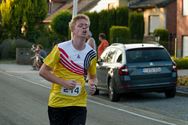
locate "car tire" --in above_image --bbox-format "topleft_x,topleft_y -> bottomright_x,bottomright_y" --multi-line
93,85 -> 99,95
165,88 -> 176,98
108,79 -> 120,102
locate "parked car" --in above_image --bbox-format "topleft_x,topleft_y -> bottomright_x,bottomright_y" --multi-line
96,43 -> 177,102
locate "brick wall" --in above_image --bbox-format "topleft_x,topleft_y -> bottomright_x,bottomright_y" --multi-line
177,0 -> 188,57
166,1 -> 177,55
166,1 -> 177,35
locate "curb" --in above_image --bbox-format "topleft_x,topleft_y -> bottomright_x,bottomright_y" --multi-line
176,90 -> 188,97
176,86 -> 188,97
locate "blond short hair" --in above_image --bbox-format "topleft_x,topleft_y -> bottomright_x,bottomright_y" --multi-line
69,14 -> 90,31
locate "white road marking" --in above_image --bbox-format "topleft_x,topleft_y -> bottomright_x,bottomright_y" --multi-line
0,71 -> 176,125
1,71 -> 50,89
7,70 -> 38,73
88,99 -> 176,125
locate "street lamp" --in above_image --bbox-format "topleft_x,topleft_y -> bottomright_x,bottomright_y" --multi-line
71,0 -> 78,39
72,0 -> 78,18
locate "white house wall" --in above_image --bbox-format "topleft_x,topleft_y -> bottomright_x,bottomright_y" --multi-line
144,8 -> 166,36
89,0 -> 119,12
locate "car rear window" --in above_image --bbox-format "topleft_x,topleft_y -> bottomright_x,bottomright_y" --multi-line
126,48 -> 171,63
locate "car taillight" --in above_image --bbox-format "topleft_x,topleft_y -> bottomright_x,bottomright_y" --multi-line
118,65 -> 129,75
172,64 -> 177,72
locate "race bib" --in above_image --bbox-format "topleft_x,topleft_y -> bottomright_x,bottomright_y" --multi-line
61,84 -> 81,96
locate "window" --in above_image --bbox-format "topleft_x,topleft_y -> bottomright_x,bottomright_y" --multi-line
149,15 -> 160,34
183,36 -> 188,57
183,0 -> 188,16
126,48 -> 171,63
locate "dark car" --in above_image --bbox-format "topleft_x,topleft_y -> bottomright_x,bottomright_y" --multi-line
96,43 -> 177,102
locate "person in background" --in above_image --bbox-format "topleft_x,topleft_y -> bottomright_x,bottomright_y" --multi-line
31,44 -> 37,53
39,14 -> 97,125
31,44 -> 37,70
97,33 -> 109,59
86,31 -> 96,50
86,31 -> 97,83
32,44 -> 47,70
36,44 -> 47,62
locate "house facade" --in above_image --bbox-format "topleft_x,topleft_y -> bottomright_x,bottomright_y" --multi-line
129,0 -> 177,55
129,0 -> 176,36
177,0 -> 188,57
89,0 -> 128,12
48,0 -> 67,14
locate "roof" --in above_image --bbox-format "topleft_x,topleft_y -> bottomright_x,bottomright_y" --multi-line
52,0 -> 66,3
111,43 -> 163,50
128,0 -> 175,9
124,43 -> 163,50
43,0 -> 73,23
43,0 -> 99,23
78,0 -> 100,13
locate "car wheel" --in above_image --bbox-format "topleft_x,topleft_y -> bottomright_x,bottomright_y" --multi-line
93,85 -> 99,95
108,79 -> 120,102
165,88 -> 176,98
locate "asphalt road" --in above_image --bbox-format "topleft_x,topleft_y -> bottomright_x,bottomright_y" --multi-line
0,64 -> 188,125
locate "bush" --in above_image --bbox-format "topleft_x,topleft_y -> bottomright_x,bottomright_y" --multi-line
110,26 -> 130,44
178,76 -> 188,86
0,39 -> 32,59
153,29 -> 169,48
51,11 -> 72,41
85,12 -> 99,45
174,57 -> 188,69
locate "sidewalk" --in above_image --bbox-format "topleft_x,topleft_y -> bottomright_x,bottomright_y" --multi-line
0,63 -> 188,97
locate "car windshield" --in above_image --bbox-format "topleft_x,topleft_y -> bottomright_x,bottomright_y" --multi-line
126,48 -> 171,63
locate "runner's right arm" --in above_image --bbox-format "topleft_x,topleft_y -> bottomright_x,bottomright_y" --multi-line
39,64 -> 76,89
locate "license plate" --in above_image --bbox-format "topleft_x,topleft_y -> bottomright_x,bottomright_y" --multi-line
143,67 -> 161,73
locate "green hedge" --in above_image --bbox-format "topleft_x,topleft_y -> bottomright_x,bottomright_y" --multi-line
85,12 -> 99,45
98,10 -> 110,39
153,28 -> 169,48
128,12 -> 144,40
0,39 -> 32,59
116,7 -> 129,26
110,26 -> 130,44
174,57 -> 188,69
86,7 -> 129,44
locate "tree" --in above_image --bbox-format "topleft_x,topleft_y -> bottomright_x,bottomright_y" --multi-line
51,11 -> 72,41
0,4 -> 3,42
0,0 -> 48,42
0,0 -> 13,38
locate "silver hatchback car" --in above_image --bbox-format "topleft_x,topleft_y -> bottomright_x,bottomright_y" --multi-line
96,43 -> 177,102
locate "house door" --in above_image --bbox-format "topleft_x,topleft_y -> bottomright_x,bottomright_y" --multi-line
149,15 -> 160,34
183,36 -> 188,57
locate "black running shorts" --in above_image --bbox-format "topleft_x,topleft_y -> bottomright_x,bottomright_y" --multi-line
48,106 -> 87,125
